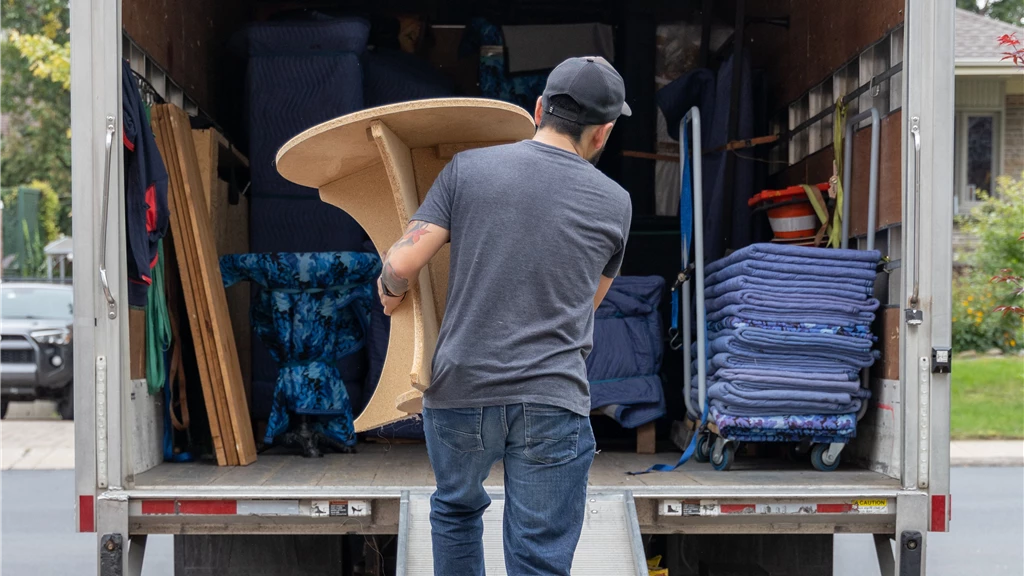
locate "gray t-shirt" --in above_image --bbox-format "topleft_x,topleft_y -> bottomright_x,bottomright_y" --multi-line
412,140 -> 632,416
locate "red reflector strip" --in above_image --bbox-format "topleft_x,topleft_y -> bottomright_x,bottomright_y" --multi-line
141,500 -> 238,515
816,503 -> 853,514
931,495 -> 947,532
79,495 -> 95,533
720,504 -> 756,514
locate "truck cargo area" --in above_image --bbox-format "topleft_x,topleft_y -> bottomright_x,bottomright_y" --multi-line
72,0 -> 955,572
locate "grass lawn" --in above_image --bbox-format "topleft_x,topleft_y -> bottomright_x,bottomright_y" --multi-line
950,357 -> 1024,439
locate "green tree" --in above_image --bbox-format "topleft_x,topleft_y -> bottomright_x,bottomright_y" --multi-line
1,0 -> 71,235
957,0 -> 1024,26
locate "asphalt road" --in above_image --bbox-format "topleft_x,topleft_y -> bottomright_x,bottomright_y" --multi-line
1,468 -> 1022,575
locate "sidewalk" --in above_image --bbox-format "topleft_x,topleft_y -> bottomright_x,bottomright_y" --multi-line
950,440 -> 1024,467
2,420 -> 75,470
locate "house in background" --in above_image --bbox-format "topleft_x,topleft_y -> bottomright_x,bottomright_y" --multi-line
954,8 -> 1024,214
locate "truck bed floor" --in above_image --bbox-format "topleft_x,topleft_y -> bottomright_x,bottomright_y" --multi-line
132,445 -> 900,496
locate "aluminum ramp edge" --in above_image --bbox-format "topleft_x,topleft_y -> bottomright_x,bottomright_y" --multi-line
397,490 -> 648,575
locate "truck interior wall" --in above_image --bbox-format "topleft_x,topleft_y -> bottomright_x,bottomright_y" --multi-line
121,0 -> 911,474
741,0 -> 904,106
122,0 -> 250,114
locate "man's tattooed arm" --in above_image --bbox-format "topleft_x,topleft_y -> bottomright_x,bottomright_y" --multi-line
379,220 -> 444,299
392,221 -> 431,250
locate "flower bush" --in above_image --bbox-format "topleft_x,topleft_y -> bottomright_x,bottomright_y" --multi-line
953,174 -> 1024,352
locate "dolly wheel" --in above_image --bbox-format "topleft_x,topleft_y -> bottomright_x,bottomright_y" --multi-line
811,443 -> 841,472
695,434 -> 712,463
711,442 -> 735,471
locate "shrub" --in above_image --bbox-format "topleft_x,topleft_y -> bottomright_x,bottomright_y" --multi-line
953,174 -> 1024,352
953,272 -> 1023,353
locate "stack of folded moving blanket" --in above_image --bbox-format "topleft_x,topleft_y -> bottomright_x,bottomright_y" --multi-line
690,244 -> 881,441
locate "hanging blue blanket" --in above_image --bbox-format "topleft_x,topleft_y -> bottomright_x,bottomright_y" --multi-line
221,252 -> 381,448
587,276 -> 666,428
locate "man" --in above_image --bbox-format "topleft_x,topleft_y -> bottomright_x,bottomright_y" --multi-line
377,56 -> 632,576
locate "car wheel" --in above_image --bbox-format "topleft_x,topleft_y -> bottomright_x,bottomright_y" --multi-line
57,383 -> 74,421
1,399 -> 9,419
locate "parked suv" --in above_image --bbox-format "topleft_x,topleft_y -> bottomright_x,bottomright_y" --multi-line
1,281 -> 75,419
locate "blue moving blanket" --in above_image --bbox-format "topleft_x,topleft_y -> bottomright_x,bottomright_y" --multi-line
587,276 -> 666,428
710,317 -> 875,340
707,290 -> 880,316
705,244 -> 882,274
707,305 -> 876,327
697,391 -> 867,417
702,353 -> 863,379
708,334 -> 879,368
705,276 -> 873,300
705,260 -> 878,288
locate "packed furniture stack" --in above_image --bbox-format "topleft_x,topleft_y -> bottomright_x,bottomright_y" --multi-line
690,243 -> 881,469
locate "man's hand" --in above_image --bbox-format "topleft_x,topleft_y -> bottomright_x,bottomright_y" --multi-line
377,276 -> 406,316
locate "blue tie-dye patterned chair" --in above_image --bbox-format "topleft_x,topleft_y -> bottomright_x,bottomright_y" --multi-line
220,251 -> 381,457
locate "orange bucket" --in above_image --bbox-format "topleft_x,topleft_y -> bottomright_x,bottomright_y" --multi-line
749,183 -> 829,240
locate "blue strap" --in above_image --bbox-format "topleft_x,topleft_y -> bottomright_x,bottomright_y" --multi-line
628,399 -> 708,475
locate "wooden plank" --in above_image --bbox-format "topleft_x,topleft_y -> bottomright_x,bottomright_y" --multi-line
636,422 -> 657,455
190,129 -> 216,215
191,127 -> 253,411
129,308 -> 146,380
161,105 -> 257,465
152,108 -> 234,467
157,108 -> 238,466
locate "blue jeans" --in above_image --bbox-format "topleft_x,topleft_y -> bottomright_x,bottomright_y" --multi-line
423,404 -> 596,576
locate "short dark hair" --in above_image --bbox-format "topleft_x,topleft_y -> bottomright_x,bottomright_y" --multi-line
539,95 -> 586,141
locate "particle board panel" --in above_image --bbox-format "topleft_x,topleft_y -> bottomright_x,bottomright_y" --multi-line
153,110 -> 234,467
280,99 -> 536,433
370,120 -> 439,393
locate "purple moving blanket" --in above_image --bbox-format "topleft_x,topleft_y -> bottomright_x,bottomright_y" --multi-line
705,260 -> 879,288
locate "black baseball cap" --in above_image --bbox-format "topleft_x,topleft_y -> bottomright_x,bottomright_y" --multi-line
542,56 -> 632,125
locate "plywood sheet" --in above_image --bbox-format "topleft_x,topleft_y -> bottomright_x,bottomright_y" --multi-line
153,111 -> 234,467
153,104 -> 257,466
279,98 -> 536,432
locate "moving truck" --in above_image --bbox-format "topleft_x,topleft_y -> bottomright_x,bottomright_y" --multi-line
71,0 -> 954,574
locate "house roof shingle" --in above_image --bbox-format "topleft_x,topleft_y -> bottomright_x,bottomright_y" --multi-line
956,8 -> 1024,62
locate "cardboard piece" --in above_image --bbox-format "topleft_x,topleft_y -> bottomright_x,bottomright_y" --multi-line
276,98 -> 535,432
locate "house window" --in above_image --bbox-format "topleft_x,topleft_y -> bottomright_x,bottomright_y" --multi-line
955,111 -> 1001,211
